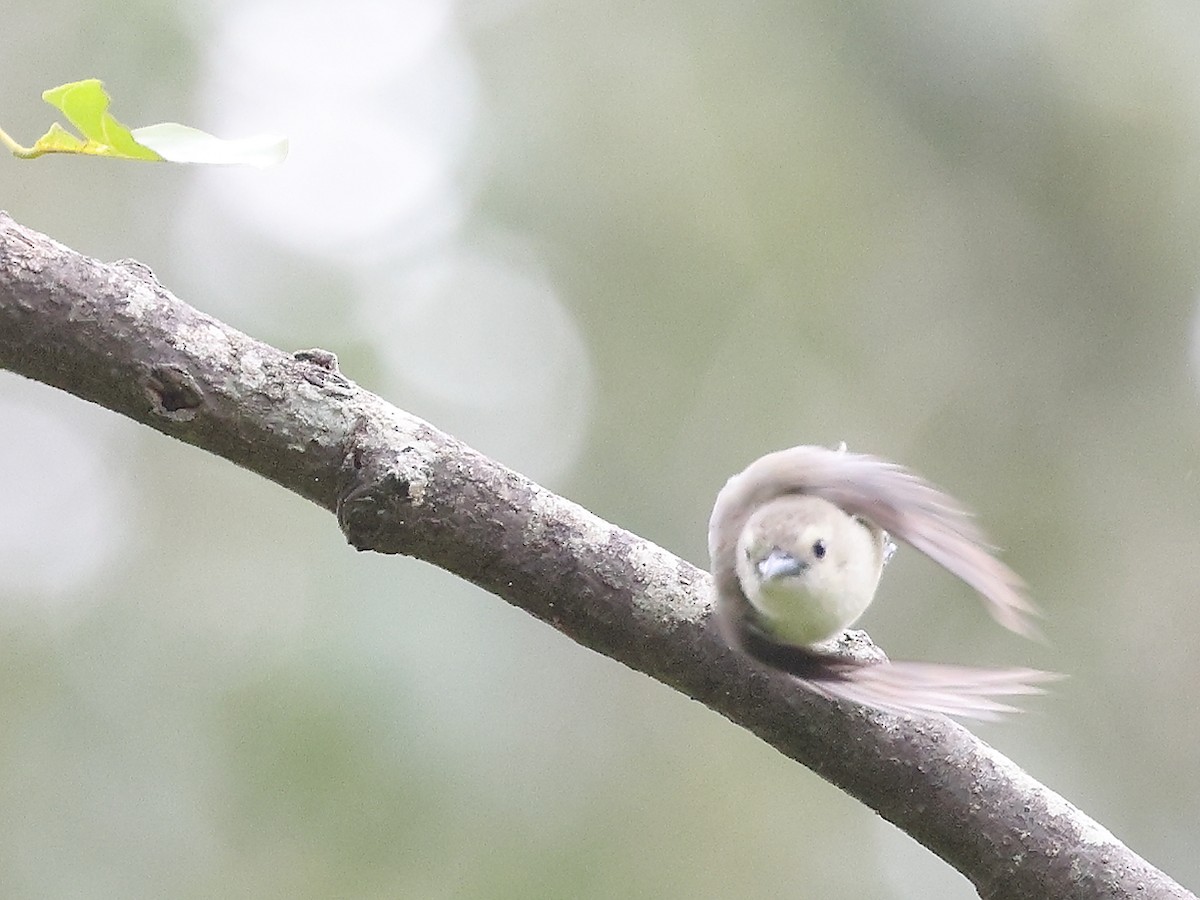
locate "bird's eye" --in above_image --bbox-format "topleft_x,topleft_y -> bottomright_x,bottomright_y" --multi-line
812,539 -> 827,560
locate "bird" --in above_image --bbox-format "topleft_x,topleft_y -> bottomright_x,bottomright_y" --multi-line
708,444 -> 1059,720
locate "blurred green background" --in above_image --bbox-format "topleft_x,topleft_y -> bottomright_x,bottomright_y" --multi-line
3,1 -> 1199,897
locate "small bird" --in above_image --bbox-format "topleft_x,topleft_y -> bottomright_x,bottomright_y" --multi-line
708,444 -> 1058,720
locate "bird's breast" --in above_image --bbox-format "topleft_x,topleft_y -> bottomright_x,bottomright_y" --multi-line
750,577 -> 873,647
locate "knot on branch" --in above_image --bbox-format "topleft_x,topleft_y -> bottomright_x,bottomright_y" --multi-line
145,364 -> 203,419
334,422 -> 435,556
336,472 -> 415,553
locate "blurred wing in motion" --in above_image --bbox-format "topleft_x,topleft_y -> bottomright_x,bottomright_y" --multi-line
709,444 -> 1057,720
710,444 -> 1039,639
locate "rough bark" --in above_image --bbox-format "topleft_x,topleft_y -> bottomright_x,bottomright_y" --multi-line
0,211 -> 1192,900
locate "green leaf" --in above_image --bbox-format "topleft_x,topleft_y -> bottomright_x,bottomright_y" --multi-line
0,79 -> 288,166
28,122 -> 87,154
39,79 -> 162,160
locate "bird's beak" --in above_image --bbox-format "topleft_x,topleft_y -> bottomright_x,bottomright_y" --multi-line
756,548 -> 806,582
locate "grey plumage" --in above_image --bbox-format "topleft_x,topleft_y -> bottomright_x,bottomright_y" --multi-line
709,445 -> 1058,720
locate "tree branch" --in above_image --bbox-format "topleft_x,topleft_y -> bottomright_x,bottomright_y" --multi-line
0,211 -> 1191,900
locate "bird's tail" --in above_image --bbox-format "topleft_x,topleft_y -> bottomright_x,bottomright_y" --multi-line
799,660 -> 1062,721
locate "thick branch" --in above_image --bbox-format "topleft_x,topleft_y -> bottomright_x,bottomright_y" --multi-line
0,211 -> 1191,900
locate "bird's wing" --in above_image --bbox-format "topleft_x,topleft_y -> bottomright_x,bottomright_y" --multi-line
710,445 -> 1039,639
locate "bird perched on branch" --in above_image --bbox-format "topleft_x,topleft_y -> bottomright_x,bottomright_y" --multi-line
708,444 -> 1058,720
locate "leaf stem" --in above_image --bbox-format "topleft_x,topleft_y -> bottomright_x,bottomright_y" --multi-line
0,125 -> 41,159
